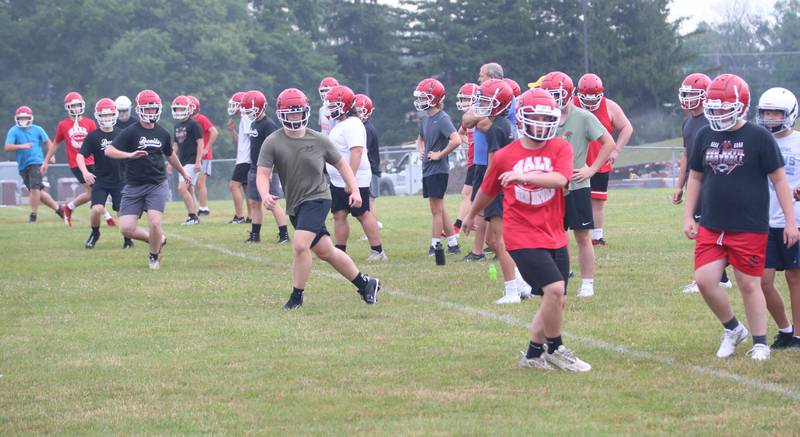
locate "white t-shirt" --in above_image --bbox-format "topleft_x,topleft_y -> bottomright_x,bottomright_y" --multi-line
236,116 -> 252,164
319,106 -> 338,135
326,116 -> 372,188
769,130 -> 800,228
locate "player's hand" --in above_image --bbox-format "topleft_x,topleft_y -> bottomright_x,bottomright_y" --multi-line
263,194 -> 278,210
460,215 -> 475,237
607,150 -> 619,165
427,150 -> 443,161
128,150 -> 148,159
83,172 -> 96,185
49,155 -> 56,164
793,185 -> 800,201
39,162 -> 48,175
348,190 -> 362,208
182,173 -> 192,186
683,217 -> 698,240
785,226 -> 800,247
672,187 -> 684,204
19,142 -> 32,150
571,166 -> 595,183
227,119 -> 236,130
195,160 -> 201,169
499,171 -> 524,187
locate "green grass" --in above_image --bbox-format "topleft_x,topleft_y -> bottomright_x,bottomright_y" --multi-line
2,190 -> 800,436
615,137 -> 682,167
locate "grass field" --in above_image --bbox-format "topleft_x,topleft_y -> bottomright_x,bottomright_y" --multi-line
2,189 -> 800,436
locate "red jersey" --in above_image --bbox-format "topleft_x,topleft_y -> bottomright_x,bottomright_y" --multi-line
193,113 -> 214,159
462,124 -> 475,168
54,117 -> 97,168
481,138 -> 573,250
573,95 -> 614,173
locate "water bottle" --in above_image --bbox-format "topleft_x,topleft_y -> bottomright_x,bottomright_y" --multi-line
488,263 -> 497,281
434,243 -> 446,266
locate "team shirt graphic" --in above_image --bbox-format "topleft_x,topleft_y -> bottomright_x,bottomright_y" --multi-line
512,156 -> 556,206
704,140 -> 744,175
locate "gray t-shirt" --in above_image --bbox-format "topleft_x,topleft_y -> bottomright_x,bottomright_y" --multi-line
420,110 -> 457,177
556,104 -> 606,192
258,128 -> 342,215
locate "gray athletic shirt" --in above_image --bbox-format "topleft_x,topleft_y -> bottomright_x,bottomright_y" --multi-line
419,110 -> 457,177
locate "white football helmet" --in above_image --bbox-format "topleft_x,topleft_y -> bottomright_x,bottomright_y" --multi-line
757,87 -> 798,134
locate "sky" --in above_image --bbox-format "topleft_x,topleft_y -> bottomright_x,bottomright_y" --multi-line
668,0 -> 777,33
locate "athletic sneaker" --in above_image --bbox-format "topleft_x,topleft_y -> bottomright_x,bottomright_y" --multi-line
484,246 -> 494,254
148,253 -> 160,270
682,281 -> 700,293
591,238 -> 607,246
245,232 -> 261,243
283,291 -> 303,310
226,216 -> 245,224
746,344 -> 770,361
719,280 -> 733,289
459,252 -> 486,262
716,325 -> 749,358
447,244 -> 461,255
106,217 -> 116,227
367,250 -> 388,261
55,208 -> 64,220
517,279 -> 532,300
198,209 -> 210,216
495,293 -> 521,304
277,233 -> 290,244
518,351 -> 553,370
576,284 -> 594,297
428,245 -> 436,256
123,238 -> 134,249
787,337 -> 800,349
85,232 -> 100,249
377,221 -> 383,229
359,276 -> 381,304
182,216 -> 199,225
29,213 -> 37,223
771,331 -> 795,349
245,217 -> 252,223
60,204 -> 73,226
544,345 -> 592,372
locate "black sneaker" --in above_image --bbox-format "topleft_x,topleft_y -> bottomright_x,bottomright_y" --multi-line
123,238 -> 134,249
182,216 -> 199,226
459,252 -> 486,262
428,245 -> 436,256
592,238 -> 607,246
198,209 -> 210,216
484,246 -> 494,254
277,233 -> 290,244
359,276 -> 381,304
245,232 -> 261,243
85,232 -> 100,249
54,208 -> 63,219
227,216 -> 245,224
447,244 -> 461,255
787,337 -> 800,349
29,213 -> 37,223
283,291 -> 304,310
245,217 -> 252,224
771,331 -> 795,349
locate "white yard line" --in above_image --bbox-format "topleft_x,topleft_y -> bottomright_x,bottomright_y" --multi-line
170,232 -> 800,402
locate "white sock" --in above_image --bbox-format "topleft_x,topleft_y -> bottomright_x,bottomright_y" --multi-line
103,210 -> 112,220
199,206 -> 209,211
582,278 -> 594,288
592,228 -> 603,240
447,234 -> 458,247
504,280 -> 518,296
431,238 -> 440,248
67,201 -> 76,210
779,326 -> 794,334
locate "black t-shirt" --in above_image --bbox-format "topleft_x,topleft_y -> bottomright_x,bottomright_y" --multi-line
80,128 -> 122,185
486,116 -> 514,154
174,118 -> 203,165
116,115 -> 139,131
112,122 -> 173,186
250,116 -> 279,165
689,122 -> 784,233
365,120 -> 380,176
682,113 -> 707,173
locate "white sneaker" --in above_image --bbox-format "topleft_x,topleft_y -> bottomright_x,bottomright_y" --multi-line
716,325 -> 749,358
719,280 -> 733,289
366,250 -> 388,261
576,284 -> 594,297
518,351 -> 552,370
360,234 -> 368,241
148,258 -> 160,270
682,281 -> 700,293
515,267 -> 532,299
377,221 -> 384,230
746,343 -> 770,361
544,345 -> 592,372
495,293 -> 521,304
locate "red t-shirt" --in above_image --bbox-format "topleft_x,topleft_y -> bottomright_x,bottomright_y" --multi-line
573,95 -> 614,173
54,117 -> 97,168
193,113 -> 214,160
481,138 -> 574,250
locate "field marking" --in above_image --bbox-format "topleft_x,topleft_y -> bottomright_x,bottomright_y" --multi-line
169,232 -> 800,402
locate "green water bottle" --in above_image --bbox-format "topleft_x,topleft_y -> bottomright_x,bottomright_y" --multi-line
488,264 -> 497,281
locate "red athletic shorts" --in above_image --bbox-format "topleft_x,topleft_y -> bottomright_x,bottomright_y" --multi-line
694,226 -> 768,276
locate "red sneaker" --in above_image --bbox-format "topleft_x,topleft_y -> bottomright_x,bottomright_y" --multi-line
453,225 -> 461,235
106,217 -> 117,227
60,204 -> 72,226
591,238 -> 607,246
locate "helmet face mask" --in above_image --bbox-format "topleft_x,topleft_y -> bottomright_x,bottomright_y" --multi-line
546,88 -> 569,109
136,90 -> 163,124
94,99 -> 118,128
15,108 -> 33,129
413,90 -> 434,111
277,107 -> 310,130
756,87 -> 798,134
473,94 -> 497,117
577,92 -> 603,111
516,89 -> 561,141
679,86 -> 705,110
703,100 -> 743,131
757,108 -> 789,133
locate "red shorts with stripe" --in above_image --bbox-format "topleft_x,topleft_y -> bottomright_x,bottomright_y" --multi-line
589,171 -> 609,201
694,226 -> 768,276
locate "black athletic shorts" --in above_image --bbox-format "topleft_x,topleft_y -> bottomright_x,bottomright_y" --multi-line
765,227 -> 800,271
564,187 -> 593,230
422,173 -> 448,199
509,246 -> 570,296
91,182 -> 123,211
590,171 -> 610,201
484,194 -> 503,221
71,165 -> 94,185
330,185 -> 371,217
464,165 -> 477,188
470,165 -> 487,201
290,199 -> 332,248
231,163 -> 250,184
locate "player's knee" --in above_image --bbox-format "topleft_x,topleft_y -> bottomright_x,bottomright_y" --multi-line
91,204 -> 104,214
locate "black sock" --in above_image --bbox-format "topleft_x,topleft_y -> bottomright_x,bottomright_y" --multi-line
336,244 -> 347,253
351,272 -> 368,290
189,213 -> 198,219
722,316 -> 740,331
279,225 -> 288,237
252,223 -> 261,237
526,341 -> 544,359
721,269 -> 729,283
454,219 -> 463,228
370,244 -> 383,253
292,287 -> 304,296
753,335 -> 767,345
124,237 -> 132,243
149,252 -> 159,260
91,226 -> 100,235
546,336 -> 563,354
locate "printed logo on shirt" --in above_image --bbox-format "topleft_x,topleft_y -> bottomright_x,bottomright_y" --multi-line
69,125 -> 88,148
175,126 -> 187,144
704,140 -> 744,175
560,130 -> 573,142
512,156 -> 556,206
138,136 -> 163,150
100,138 -> 112,151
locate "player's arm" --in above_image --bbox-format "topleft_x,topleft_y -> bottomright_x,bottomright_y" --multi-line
575,130 -> 616,182
501,170 -> 568,189
461,184 -> 498,237
429,131 -> 463,161
416,134 -> 424,158
608,99 -> 633,154
41,131 -> 61,173
333,157 -> 362,207
458,124 -> 468,144
227,120 -> 238,143
673,150 -> 688,204
256,165 -> 277,210
683,169 -> 703,239
204,126 -> 218,156
104,145 -> 147,160
769,167 -> 800,246
166,150 -> 191,184
75,152 -> 95,185
461,108 -> 486,129
4,141 -> 31,151
195,138 -> 205,168
349,146 -> 364,175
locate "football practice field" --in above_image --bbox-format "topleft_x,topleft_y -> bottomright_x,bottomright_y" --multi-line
2,188 -> 800,436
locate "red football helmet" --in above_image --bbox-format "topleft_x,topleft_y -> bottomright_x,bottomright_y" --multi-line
324,85 -> 356,120
187,95 -> 200,114
503,78 -> 522,98
413,78 -> 446,111
703,74 -> 750,131
14,106 -> 33,128
679,73 -> 711,110
276,88 -> 311,130
516,88 -> 561,141
474,78 -> 514,117
577,73 -> 604,111
94,98 -> 118,128
353,94 -> 374,121
240,90 -> 268,121
319,76 -> 340,101
539,71 -> 574,109
228,91 -> 246,116
64,91 -> 85,118
456,83 -> 479,112
135,89 -> 162,123
171,95 -> 193,120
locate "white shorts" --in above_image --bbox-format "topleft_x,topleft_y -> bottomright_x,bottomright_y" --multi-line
182,164 -> 200,187
201,160 -> 212,175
